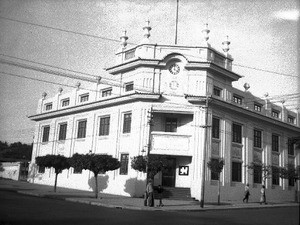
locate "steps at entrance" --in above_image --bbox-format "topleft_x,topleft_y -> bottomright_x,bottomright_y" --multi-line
154,187 -> 194,201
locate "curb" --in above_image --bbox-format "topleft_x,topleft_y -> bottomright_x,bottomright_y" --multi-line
16,190 -> 299,212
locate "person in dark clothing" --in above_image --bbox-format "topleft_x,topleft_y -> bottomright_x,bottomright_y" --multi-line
243,183 -> 250,203
157,185 -> 164,207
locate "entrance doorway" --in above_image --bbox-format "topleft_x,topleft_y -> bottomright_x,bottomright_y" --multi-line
162,158 -> 176,187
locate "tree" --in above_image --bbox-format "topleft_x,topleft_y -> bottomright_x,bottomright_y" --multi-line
1,142 -> 32,160
131,155 -> 169,180
69,153 -> 120,198
246,162 -> 274,203
35,154 -> 70,192
207,158 -> 224,205
279,164 -> 300,202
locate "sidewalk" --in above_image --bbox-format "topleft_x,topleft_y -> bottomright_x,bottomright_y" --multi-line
0,179 -> 298,212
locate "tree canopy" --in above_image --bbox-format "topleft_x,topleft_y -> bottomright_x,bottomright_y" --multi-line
131,155 -> 170,179
35,154 -> 70,192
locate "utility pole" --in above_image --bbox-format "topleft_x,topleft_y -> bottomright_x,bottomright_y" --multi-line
175,0 -> 179,44
200,95 -> 211,208
145,107 -> 154,181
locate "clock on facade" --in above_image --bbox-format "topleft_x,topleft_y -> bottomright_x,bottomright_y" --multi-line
169,63 -> 180,75
169,80 -> 179,90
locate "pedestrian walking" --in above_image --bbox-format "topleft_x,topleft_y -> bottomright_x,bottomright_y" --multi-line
157,185 -> 164,207
260,185 -> 266,204
146,179 -> 154,207
243,183 -> 250,203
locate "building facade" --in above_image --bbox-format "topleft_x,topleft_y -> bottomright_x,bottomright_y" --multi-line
28,22 -> 300,202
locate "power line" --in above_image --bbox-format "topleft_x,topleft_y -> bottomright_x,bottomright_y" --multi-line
0,15 -> 120,44
0,15 -> 298,78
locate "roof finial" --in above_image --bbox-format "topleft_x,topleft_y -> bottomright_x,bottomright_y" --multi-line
202,23 -> 210,42
141,19 -> 151,44
120,30 -> 128,48
243,83 -> 250,92
222,35 -> 230,53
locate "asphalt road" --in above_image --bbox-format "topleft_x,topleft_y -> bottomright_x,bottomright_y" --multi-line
0,189 -> 299,225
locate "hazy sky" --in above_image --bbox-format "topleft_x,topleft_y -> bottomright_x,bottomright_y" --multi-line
0,0 -> 299,144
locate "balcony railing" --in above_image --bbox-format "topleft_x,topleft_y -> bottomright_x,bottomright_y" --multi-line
150,131 -> 192,156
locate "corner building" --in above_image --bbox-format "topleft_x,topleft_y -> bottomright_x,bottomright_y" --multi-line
29,23 -> 300,202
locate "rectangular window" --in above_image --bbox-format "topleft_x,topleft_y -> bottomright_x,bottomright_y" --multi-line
232,123 -> 242,143
77,120 -> 87,138
254,129 -> 262,148
212,117 -> 220,139
42,126 -> 50,142
272,166 -> 279,185
123,113 -> 132,133
99,116 -> 110,136
165,118 -> 178,132
213,86 -> 222,97
38,166 -> 45,173
125,82 -> 134,92
80,94 -> 89,102
253,164 -> 262,184
271,110 -> 279,118
119,153 -> 129,175
45,103 -> 52,111
272,134 -> 279,152
61,98 -> 70,107
289,177 -> 295,186
58,123 -> 67,141
211,158 -> 219,180
288,116 -> 295,124
232,162 -> 242,182
101,88 -> 112,97
233,95 -> 242,105
288,138 -> 294,155
254,103 -> 262,112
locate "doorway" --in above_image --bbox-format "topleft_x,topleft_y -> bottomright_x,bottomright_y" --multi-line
162,158 -> 176,187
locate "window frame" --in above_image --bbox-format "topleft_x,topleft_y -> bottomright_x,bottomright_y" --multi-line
288,116 -> 295,124
42,125 -> 50,143
253,164 -> 262,184
253,129 -> 262,148
38,166 -> 45,173
123,113 -> 132,133
254,103 -> 262,112
99,116 -> 110,136
272,166 -> 280,185
45,103 -> 53,111
212,117 -> 220,139
80,94 -> 89,103
233,95 -> 242,105
210,158 -> 220,180
272,134 -> 279,152
58,123 -> 67,141
124,82 -> 134,92
119,153 -> 129,175
213,86 -> 222,97
101,88 -> 112,97
61,98 -> 70,107
165,117 -> 178,133
271,109 -> 279,118
77,120 -> 87,139
288,138 -> 294,156
232,161 -> 242,182
232,123 -> 242,144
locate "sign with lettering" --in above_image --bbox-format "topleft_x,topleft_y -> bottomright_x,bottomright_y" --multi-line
179,166 -> 189,176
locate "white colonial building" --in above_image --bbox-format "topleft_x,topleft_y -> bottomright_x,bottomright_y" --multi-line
28,22 -> 300,202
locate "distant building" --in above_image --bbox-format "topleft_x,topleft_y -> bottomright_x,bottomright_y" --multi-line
28,22 -> 300,202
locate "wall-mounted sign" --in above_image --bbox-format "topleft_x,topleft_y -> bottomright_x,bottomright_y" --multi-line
179,166 -> 189,176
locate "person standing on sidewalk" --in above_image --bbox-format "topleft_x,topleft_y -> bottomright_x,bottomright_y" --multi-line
243,183 -> 250,203
146,179 -> 154,207
157,185 -> 164,207
260,185 -> 266,204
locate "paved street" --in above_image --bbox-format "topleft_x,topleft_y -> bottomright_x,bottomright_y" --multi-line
0,188 -> 299,225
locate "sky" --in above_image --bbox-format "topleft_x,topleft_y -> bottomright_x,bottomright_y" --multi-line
0,0 -> 299,144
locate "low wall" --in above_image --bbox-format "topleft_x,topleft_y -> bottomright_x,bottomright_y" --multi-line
0,162 -> 21,180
